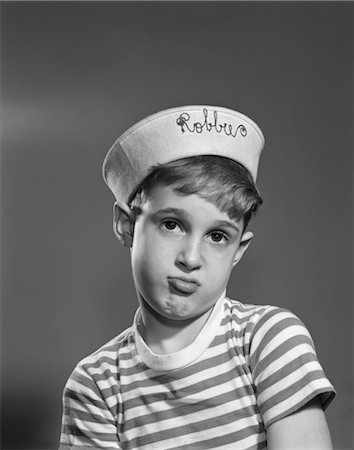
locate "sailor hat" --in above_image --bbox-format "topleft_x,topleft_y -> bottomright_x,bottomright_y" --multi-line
103,105 -> 265,204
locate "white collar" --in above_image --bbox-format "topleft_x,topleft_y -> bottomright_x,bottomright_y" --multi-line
132,292 -> 226,372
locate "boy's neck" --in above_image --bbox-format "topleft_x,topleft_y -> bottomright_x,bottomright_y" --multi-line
137,299 -> 214,355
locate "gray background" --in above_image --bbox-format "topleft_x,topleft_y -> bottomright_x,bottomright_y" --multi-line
1,1 -> 353,448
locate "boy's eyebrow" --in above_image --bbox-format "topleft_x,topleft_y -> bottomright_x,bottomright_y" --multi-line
214,220 -> 240,233
152,207 -> 187,217
151,208 -> 240,233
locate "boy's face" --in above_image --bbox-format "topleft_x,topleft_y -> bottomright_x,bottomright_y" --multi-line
126,184 -> 252,322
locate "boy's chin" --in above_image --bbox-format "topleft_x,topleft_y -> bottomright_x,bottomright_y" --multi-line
142,299 -> 212,324
137,290 -> 223,322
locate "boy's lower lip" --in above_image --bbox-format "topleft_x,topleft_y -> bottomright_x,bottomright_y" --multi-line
168,278 -> 199,294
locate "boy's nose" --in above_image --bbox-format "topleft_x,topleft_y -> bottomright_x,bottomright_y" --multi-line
176,239 -> 202,271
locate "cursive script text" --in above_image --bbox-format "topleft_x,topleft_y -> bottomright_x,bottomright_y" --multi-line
176,108 -> 247,138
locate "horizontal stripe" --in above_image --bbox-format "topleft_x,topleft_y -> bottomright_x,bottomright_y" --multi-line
63,406 -> 115,426
123,366 -> 254,413
65,386 -> 107,411
124,386 -> 257,433
261,372 -> 332,415
59,440 -> 120,450
62,424 -> 118,442
252,335 -> 314,383
82,367 -> 119,382
123,418 -> 261,450
64,378 -> 119,416
167,426 -> 267,450
80,356 -> 120,372
259,324 -> 312,361
121,351 -> 251,398
63,398 -> 114,420
120,339 -> 246,380
258,361 -> 326,404
263,380 -> 335,427
252,314 -> 305,360
257,350 -> 318,392
64,416 -> 116,436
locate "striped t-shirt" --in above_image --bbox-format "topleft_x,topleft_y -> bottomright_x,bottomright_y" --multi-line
59,296 -> 335,449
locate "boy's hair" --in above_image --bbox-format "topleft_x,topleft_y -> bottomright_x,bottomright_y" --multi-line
129,155 -> 263,229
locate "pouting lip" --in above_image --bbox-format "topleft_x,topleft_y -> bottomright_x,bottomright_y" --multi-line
168,276 -> 200,286
168,277 -> 200,295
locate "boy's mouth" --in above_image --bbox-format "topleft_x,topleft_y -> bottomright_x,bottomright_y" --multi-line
168,277 -> 199,294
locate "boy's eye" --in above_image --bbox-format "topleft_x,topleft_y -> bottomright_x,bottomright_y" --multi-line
161,220 -> 182,232
209,231 -> 229,243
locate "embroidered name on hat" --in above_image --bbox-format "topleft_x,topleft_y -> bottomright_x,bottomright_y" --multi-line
176,108 -> 247,138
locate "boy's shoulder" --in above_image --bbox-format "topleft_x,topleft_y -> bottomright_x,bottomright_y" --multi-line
225,296 -> 303,318
225,296 -> 271,314
224,296 -> 289,325
224,297 -> 311,343
74,325 -> 134,374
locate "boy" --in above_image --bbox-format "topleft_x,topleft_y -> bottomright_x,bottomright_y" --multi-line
59,105 -> 335,449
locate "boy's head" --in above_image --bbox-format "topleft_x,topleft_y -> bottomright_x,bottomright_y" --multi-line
102,105 -> 265,321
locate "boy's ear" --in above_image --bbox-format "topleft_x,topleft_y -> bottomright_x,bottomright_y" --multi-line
113,201 -> 135,247
232,231 -> 254,267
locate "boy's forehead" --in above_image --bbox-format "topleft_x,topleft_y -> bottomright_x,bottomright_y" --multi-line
142,184 -> 244,228
102,105 -> 265,204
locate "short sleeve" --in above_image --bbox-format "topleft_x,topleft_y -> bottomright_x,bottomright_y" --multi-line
59,361 -> 122,449
249,307 -> 335,428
